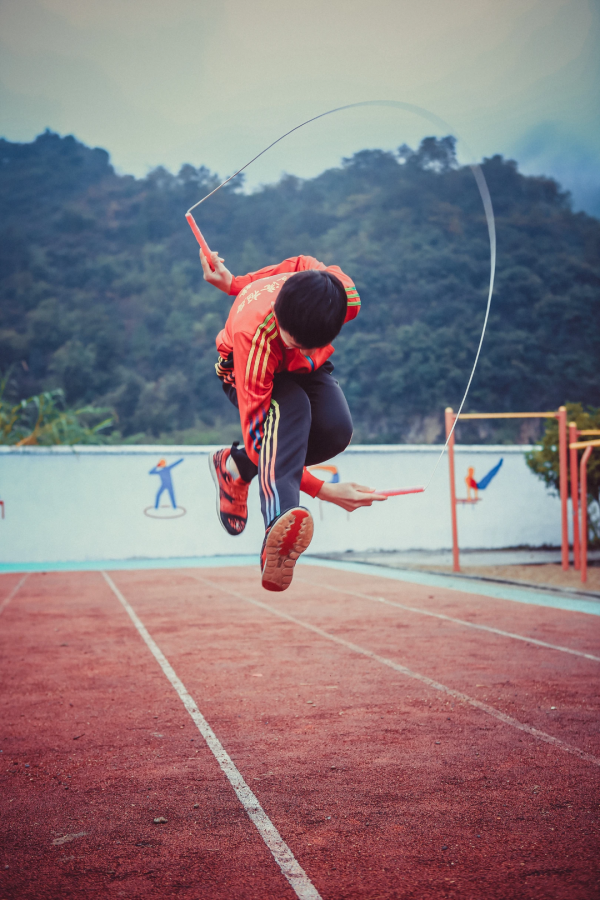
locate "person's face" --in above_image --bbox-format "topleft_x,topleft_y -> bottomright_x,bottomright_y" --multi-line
276,323 -> 316,357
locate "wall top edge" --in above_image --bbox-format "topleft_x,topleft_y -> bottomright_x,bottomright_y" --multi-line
0,443 -> 535,456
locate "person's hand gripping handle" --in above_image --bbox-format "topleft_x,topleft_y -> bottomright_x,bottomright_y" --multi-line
199,247 -> 233,294
186,212 -> 233,293
317,482 -> 388,512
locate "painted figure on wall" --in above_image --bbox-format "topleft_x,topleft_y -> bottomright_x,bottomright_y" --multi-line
149,458 -> 184,509
308,464 -> 340,484
465,466 -> 479,501
464,459 -> 504,502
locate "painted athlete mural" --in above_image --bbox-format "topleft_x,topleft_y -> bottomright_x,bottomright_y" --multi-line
145,458 -> 186,519
464,459 -> 503,502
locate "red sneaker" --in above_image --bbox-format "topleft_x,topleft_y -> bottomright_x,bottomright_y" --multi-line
260,507 -> 314,592
209,448 -> 250,536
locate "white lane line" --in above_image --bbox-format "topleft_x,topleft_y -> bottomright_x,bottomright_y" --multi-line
101,571 -> 322,900
191,573 -> 600,769
0,574 -> 29,615
297,576 -> 600,663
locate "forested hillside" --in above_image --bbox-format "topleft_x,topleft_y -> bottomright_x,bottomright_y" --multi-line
1,130 -> 598,444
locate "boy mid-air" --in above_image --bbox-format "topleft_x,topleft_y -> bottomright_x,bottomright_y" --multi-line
200,249 -> 386,592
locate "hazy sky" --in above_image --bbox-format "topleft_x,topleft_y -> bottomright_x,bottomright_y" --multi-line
1,0 -> 599,213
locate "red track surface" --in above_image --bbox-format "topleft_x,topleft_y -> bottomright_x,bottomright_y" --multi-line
1,564 -> 599,899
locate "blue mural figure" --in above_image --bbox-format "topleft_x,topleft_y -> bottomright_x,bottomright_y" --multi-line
476,458 -> 503,490
149,458 -> 184,509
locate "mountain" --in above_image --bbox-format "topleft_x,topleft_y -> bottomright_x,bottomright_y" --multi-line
1,130 -> 598,444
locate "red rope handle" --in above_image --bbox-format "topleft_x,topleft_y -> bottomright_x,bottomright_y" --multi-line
377,487 -> 425,497
185,213 -> 215,271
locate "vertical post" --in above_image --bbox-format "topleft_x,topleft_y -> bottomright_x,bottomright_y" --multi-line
558,406 -> 569,570
569,422 -> 580,569
445,407 -> 460,572
580,446 -> 593,585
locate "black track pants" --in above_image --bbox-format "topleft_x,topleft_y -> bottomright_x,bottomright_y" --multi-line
223,362 -> 353,528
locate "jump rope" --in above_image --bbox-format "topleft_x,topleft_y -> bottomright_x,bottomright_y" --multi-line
185,101 -> 496,498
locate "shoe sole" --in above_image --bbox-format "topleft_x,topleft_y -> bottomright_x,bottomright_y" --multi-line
208,453 -> 242,536
261,508 -> 314,593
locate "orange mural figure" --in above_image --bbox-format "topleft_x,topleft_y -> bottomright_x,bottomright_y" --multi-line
465,466 -> 479,501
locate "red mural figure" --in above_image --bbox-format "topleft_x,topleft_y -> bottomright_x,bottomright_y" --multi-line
465,466 -> 479,502
463,459 -> 504,503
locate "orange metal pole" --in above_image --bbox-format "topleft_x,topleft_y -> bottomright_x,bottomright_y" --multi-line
579,445 -> 593,584
458,412 -> 557,419
445,407 -> 460,572
569,422 -> 580,569
570,438 -> 600,450
558,406 -> 569,570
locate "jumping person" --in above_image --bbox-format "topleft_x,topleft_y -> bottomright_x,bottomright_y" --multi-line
200,249 -> 386,592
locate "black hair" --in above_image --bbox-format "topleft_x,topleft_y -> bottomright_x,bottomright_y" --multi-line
274,270 -> 347,349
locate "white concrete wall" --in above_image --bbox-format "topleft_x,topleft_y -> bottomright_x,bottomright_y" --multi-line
0,444 -> 561,564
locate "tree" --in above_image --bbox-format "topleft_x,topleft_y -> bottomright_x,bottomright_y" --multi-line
526,403 -> 600,542
0,131 -> 599,444
0,370 -> 114,445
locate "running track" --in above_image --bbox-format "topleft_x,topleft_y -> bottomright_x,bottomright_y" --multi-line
1,563 -> 599,899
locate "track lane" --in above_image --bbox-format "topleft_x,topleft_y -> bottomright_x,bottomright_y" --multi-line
0,573 -> 29,615
193,573 -> 599,767
284,567 -> 600,755
107,566 -> 600,900
296,575 -> 600,662
0,571 -> 305,900
299,565 -> 600,657
103,571 -> 321,900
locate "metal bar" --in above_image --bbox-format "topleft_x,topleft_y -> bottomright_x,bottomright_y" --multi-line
578,430 -> 600,436
454,412 -> 557,420
580,446 -> 593,584
570,439 -> 600,450
445,407 -> 460,573
558,407 -> 569,571
569,423 -> 580,570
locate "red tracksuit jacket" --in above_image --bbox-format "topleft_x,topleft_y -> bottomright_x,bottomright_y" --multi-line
215,256 -> 360,488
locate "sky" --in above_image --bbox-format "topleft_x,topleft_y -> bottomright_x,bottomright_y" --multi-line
1,0 -> 599,214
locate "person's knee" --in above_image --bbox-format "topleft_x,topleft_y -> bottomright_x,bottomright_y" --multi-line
317,416 -> 353,459
332,420 -> 353,456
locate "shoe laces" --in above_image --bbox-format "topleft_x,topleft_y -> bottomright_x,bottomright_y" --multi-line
218,454 -> 249,513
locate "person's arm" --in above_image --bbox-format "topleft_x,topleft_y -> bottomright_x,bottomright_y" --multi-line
269,255 -> 360,322
317,482 -> 387,511
199,250 -> 307,296
225,255 -> 314,296
227,255 -> 360,314
300,467 -> 324,497
326,264 -> 361,323
200,250 -> 233,294
237,254 -> 361,320
201,251 -> 361,320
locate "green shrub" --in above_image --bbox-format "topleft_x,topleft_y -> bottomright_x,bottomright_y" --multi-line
0,371 -> 114,445
526,403 -> 600,542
